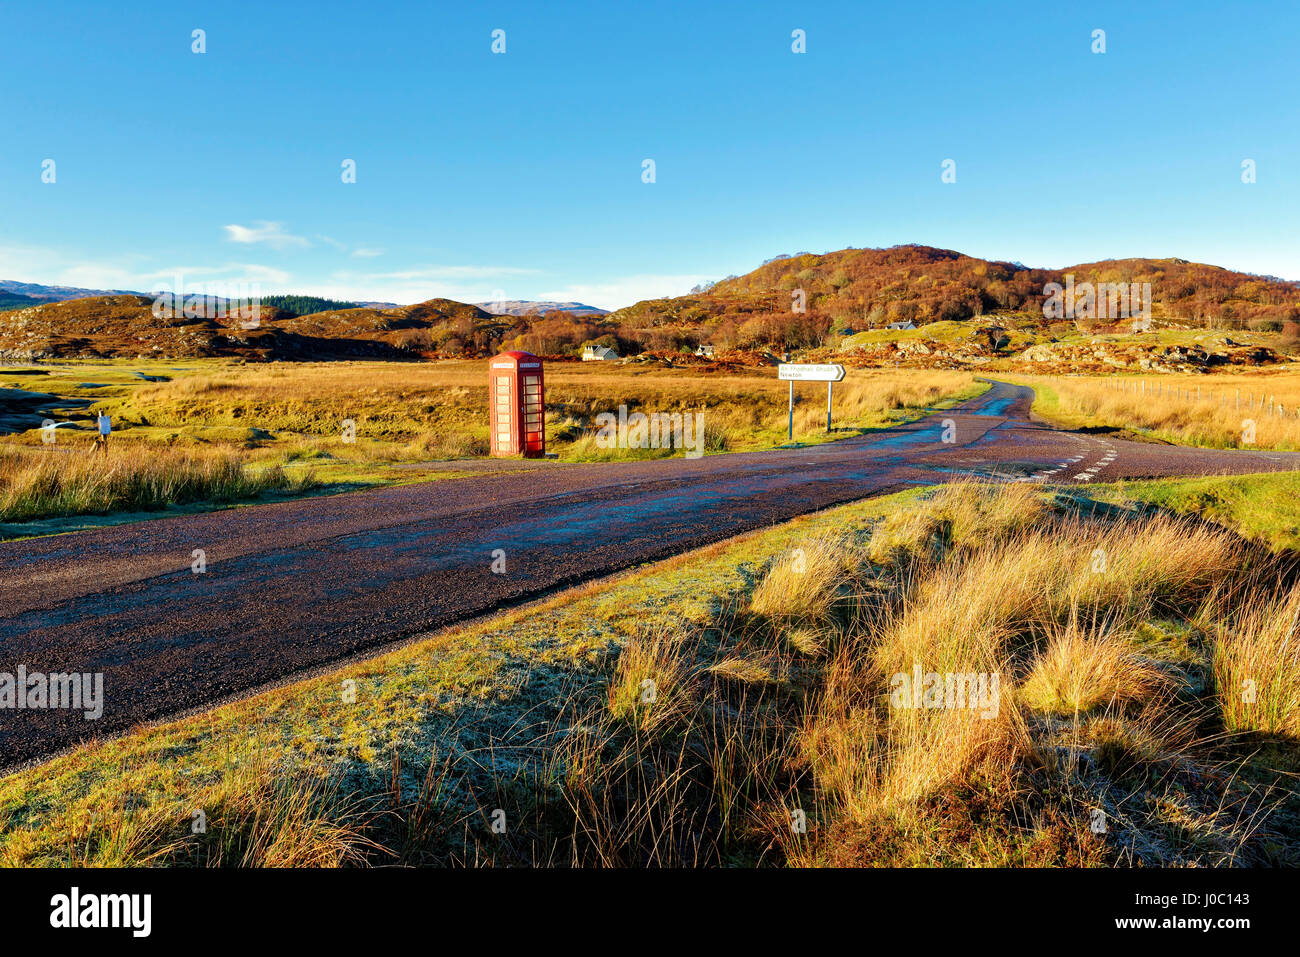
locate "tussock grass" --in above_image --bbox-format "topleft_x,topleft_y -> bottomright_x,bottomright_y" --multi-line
749,535 -> 856,620
1020,623 -> 1170,715
707,653 -> 785,686
801,634 -> 1026,828
0,445 -> 317,522
606,623 -> 697,733
188,757 -> 372,867
4,478 -> 1299,868
1019,372 -> 1300,450
868,480 -> 1048,564
869,490 -> 1240,680
1214,586 -> 1300,736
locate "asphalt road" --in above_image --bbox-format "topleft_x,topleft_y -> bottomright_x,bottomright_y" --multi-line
3,380 -> 1299,769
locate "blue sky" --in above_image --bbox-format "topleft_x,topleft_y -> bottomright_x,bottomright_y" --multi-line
1,0 -> 1297,308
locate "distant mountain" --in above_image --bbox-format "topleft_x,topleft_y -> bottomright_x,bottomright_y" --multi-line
0,279 -> 140,300
0,279 -> 144,307
476,300 -> 609,317
0,281 -> 401,313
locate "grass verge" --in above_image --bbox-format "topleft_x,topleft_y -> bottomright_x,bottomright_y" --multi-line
3,476 -> 1298,867
1007,372 -> 1300,450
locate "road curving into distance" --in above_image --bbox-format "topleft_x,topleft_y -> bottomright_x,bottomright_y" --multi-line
3,380 -> 1299,769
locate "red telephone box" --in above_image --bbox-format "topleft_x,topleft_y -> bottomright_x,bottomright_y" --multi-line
489,351 -> 545,457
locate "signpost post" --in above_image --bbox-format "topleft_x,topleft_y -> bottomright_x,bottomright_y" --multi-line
96,413 -> 111,456
777,363 -> 846,441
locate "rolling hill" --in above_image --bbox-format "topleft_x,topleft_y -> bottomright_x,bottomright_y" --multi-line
0,294 -> 602,361
604,245 -> 1300,353
3,245 -> 1298,364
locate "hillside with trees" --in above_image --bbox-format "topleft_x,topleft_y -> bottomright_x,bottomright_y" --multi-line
259,295 -> 361,317
3,245 -> 1297,363
0,294 -> 597,361
605,245 -> 1300,354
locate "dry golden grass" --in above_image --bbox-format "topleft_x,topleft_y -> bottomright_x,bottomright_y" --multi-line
192,757 -> 372,867
13,751 -> 370,868
0,445 -> 316,523
868,480 -> 1048,564
1023,371 -> 1300,449
605,623 -> 698,733
869,492 -> 1240,681
707,653 -> 785,685
877,694 -> 1030,809
119,361 -> 978,455
1214,586 -> 1300,736
7,480 -> 1296,868
749,535 -> 856,620
784,484 -> 1282,865
1020,623 -> 1170,715
801,634 -> 1027,828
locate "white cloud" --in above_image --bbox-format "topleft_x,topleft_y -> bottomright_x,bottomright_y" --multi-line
0,243 -> 155,291
315,235 -> 386,260
309,264 -> 544,304
222,221 -> 310,250
142,263 -> 292,287
0,242 -> 705,309
0,243 -> 58,279
0,240 -> 294,295
339,264 -> 540,282
47,263 -> 143,291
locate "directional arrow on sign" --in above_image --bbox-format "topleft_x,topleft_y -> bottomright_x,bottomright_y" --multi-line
778,364 -> 847,439
778,363 -> 845,382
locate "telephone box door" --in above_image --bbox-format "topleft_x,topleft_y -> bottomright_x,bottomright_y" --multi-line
488,351 -> 545,458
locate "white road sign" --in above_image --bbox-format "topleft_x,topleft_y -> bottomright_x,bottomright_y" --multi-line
778,363 -> 845,382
